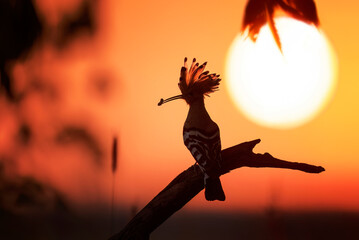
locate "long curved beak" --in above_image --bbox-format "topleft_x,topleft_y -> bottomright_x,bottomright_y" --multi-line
158,94 -> 183,106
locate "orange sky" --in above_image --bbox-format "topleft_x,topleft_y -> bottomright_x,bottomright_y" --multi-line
108,0 -> 359,211
1,0 -> 359,213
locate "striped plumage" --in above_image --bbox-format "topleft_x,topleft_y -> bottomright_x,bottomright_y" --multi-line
183,125 -> 225,201
183,126 -> 222,177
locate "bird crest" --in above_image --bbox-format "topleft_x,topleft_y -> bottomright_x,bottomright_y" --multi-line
158,58 -> 221,106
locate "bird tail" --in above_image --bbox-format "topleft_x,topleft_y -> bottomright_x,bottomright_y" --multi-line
205,177 -> 225,201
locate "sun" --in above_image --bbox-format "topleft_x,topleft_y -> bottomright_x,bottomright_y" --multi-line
226,17 -> 338,129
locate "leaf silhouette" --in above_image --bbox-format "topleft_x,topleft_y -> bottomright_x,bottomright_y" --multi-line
242,0 -> 320,52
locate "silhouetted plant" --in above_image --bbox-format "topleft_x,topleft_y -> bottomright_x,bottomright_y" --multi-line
110,137 -> 118,235
242,0 -> 320,52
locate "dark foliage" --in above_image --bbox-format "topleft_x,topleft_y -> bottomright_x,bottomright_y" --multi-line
0,162 -> 67,214
0,0 -> 43,99
56,126 -> 103,165
242,0 -> 320,52
55,0 -> 97,48
0,0 -> 97,100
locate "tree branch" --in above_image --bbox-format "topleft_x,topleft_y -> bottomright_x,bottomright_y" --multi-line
109,139 -> 325,240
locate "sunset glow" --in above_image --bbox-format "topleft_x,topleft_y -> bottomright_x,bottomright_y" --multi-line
226,17 -> 338,129
0,0 -> 359,221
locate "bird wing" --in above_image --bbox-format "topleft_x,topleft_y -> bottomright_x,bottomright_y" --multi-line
183,126 -> 222,177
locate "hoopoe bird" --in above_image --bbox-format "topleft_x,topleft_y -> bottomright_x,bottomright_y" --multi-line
158,58 -> 225,201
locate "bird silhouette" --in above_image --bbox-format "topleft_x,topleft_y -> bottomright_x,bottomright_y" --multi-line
158,58 -> 225,201
242,0 -> 320,52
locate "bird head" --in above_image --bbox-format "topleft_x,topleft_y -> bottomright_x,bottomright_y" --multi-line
158,58 -> 221,106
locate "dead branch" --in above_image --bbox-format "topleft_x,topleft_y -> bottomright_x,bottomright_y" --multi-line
109,139 -> 324,240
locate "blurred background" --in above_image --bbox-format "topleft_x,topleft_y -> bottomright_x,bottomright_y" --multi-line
0,0 -> 358,239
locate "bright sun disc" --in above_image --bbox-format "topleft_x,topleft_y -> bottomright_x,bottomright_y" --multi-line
226,17 -> 337,129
